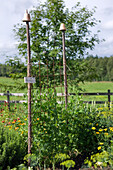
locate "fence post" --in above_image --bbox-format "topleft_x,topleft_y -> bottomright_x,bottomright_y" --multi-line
7,91 -> 10,110
108,89 -> 110,110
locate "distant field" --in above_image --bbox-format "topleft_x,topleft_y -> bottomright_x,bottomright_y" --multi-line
78,81 -> 113,102
79,81 -> 113,93
0,77 -> 27,101
0,77 -> 113,103
0,77 -> 27,93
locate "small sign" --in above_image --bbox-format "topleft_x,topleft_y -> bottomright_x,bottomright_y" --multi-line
24,77 -> 36,83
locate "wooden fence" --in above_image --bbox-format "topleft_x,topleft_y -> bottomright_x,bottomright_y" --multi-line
0,89 -> 112,109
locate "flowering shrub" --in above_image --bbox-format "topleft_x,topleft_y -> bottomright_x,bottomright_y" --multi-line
0,102 -> 28,139
29,88 -> 101,168
85,106 -> 113,168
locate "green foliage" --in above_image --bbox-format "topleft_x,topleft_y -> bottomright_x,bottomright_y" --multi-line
29,88 -> 101,168
85,55 -> 113,81
60,160 -> 75,169
84,106 -> 113,169
0,124 -> 27,170
12,0 -> 100,86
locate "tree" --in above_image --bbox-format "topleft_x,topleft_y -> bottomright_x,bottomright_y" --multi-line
12,0 -> 100,86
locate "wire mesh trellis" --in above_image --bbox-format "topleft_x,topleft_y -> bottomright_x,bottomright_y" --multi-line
31,55 -> 65,104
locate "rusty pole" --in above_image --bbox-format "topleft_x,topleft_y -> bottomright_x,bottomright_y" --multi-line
60,23 -> 68,109
23,10 -> 31,167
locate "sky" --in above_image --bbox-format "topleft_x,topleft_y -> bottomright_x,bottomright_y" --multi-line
0,0 -> 113,63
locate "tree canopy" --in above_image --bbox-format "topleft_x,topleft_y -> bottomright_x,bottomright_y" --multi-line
11,0 -> 101,86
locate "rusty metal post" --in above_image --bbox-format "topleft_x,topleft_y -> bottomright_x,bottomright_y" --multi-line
60,23 -> 68,109
23,10 -> 31,167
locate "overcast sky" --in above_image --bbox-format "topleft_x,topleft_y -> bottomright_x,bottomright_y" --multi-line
0,0 -> 113,63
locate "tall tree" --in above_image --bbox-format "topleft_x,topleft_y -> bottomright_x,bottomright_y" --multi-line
12,0 -> 100,86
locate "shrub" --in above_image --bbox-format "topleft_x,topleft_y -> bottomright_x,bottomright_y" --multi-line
30,88 -> 100,168
0,124 -> 27,170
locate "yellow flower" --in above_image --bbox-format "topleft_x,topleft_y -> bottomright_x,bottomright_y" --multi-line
96,123 -> 98,126
92,127 -> 96,130
37,118 -> 39,121
109,127 -> 113,131
104,128 -> 107,131
99,142 -> 104,145
104,133 -> 108,135
63,120 -> 66,123
12,121 -> 16,124
98,146 -> 101,150
21,131 -> 24,135
96,132 -> 99,134
24,118 -> 27,121
18,120 -> 21,122
99,129 -> 103,132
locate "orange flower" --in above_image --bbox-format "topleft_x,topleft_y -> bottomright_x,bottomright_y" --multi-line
98,146 -> 101,150
37,118 -> 39,121
15,127 -> 19,130
96,132 -> 99,134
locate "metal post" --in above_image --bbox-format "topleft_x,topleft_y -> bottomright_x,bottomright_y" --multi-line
7,91 -> 10,110
108,89 -> 110,110
23,10 -> 31,167
60,23 -> 68,109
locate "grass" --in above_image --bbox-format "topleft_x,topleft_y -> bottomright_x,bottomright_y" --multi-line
0,77 -> 27,93
0,77 -> 113,103
79,81 -> 113,92
78,81 -> 113,102
0,77 -> 27,101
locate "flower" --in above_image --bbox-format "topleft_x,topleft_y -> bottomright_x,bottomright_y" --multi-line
8,122 -> 11,125
25,118 -> 27,121
99,142 -> 104,145
37,118 -> 39,121
96,162 -> 102,166
99,129 -> 103,132
96,132 -> 99,134
92,127 -> 96,130
21,123 -> 26,125
15,127 -> 19,130
2,120 -> 5,123
98,146 -> 101,150
104,133 -> 108,136
17,118 -> 20,120
104,128 -> 107,131
18,120 -> 21,122
21,131 -> 24,135
12,121 -> 16,124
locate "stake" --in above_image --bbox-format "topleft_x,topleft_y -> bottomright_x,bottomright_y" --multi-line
60,23 -> 68,109
23,10 -> 31,167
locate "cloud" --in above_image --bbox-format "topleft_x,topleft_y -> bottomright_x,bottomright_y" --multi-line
102,20 -> 113,30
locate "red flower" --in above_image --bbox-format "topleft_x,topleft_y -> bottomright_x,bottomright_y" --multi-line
8,122 -> 11,124
1,114 -> 3,116
17,118 -> 20,120
2,120 -> 5,123
14,119 -> 16,122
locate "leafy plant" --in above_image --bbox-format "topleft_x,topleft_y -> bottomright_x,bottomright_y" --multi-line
0,124 -> 27,170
